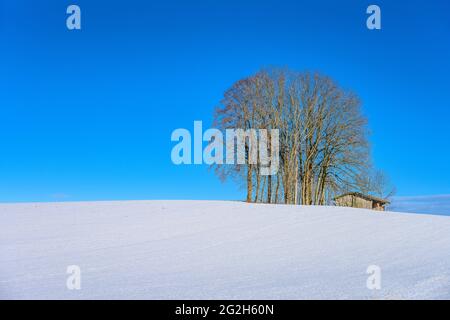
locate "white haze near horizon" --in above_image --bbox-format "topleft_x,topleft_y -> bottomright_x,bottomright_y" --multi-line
389,194 -> 450,216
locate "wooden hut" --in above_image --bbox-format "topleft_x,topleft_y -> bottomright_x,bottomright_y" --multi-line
334,192 -> 390,211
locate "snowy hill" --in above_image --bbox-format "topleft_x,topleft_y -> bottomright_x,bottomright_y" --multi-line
1,200 -> 450,300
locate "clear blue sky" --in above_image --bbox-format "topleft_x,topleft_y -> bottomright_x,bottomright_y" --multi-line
1,0 -> 449,202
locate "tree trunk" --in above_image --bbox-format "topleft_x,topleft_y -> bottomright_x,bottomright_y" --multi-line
246,164 -> 253,202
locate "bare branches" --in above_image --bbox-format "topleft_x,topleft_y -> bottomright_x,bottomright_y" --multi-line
213,68 -> 380,205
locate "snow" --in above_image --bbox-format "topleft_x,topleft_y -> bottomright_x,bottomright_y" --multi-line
1,200 -> 450,300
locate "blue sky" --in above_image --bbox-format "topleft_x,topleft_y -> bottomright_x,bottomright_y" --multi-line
1,0 -> 450,207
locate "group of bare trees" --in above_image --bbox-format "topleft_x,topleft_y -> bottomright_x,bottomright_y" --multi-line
213,68 -> 393,205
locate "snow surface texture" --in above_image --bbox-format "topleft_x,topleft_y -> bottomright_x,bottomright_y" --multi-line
1,201 -> 450,300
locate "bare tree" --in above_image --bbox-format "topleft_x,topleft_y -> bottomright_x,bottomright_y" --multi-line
213,68 -> 385,206
365,169 -> 397,200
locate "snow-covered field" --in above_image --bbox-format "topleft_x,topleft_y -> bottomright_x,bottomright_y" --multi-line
1,200 -> 450,300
